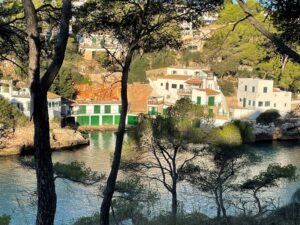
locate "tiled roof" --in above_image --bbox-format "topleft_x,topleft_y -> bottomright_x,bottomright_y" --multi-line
47,92 -> 61,99
158,75 -> 192,81
195,88 -> 220,95
128,83 -> 152,113
186,78 -> 202,85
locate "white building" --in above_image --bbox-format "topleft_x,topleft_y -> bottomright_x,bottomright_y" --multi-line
0,80 -> 62,120
231,78 -> 292,119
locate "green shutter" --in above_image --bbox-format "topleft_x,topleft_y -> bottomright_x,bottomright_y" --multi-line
208,108 -> 214,117
102,115 -> 113,125
77,116 -> 90,126
150,107 -> 156,115
79,105 -> 86,114
163,108 -> 168,115
208,96 -> 215,106
91,116 -> 100,126
104,105 -> 111,114
196,96 -> 201,105
91,36 -> 96,44
114,115 -> 120,125
94,105 -> 100,114
127,115 -> 138,125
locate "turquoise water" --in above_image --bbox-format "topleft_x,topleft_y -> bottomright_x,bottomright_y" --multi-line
0,132 -> 299,225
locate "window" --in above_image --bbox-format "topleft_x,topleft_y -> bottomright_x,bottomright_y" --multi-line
196,96 -> 201,105
160,83 -> 163,86
179,84 -> 184,89
104,105 -> 111,114
252,86 -> 255,92
208,96 -> 215,106
195,72 -> 200,76
94,105 -> 100,114
285,103 -> 287,107
258,101 -> 263,107
240,98 -> 242,102
248,100 -> 251,106
52,102 -> 55,107
244,85 -> 247,91
253,101 -> 255,107
263,87 -> 268,93
274,103 -> 276,108
48,102 -> 51,108
171,84 -> 177,89
79,105 -> 86,114
265,101 -> 270,107
172,70 -> 177,74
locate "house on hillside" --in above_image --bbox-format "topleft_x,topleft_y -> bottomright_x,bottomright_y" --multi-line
0,80 -> 62,120
230,78 -> 292,119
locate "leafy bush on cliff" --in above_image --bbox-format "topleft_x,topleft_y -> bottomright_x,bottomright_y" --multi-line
209,123 -> 242,146
0,96 -> 28,127
256,109 -> 281,125
0,215 -> 10,225
232,120 -> 256,143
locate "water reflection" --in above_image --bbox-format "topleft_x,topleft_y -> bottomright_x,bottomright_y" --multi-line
0,133 -> 299,225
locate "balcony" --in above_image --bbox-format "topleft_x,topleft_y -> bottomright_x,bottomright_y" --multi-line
148,99 -> 164,105
177,89 -> 192,96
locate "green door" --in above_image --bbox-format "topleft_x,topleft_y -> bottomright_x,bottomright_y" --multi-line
208,96 -> 215,106
150,107 -> 156,115
102,115 -> 113,125
91,116 -> 100,126
208,108 -> 214,117
127,115 -> 138,125
196,96 -> 201,105
94,105 -> 100,114
77,116 -> 89,126
104,105 -> 111,114
79,105 -> 86,114
114,115 -> 120,125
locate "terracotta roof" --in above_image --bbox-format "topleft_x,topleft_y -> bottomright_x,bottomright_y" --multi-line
195,88 -> 220,95
47,92 -> 61,99
186,78 -> 202,85
128,83 -> 152,113
158,75 -> 192,81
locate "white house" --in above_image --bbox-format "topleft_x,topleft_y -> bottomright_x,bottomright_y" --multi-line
0,80 -> 62,120
231,78 -> 292,119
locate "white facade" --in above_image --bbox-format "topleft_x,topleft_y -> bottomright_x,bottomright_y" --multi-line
236,78 -> 292,117
166,67 -> 208,78
0,81 -> 61,120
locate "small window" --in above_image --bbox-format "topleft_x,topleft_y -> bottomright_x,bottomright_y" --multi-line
161,83 -> 163,86
172,70 -> 177,74
179,84 -> 184,89
52,102 -> 55,107
171,84 -> 177,89
265,101 -> 270,107
240,98 -> 242,102
274,103 -> 276,108
166,95 -> 171,99
48,102 -> 51,108
252,86 -> 255,92
248,100 -> 251,106
253,101 -> 255,107
245,85 -> 247,91
285,103 -> 287,107
258,101 -> 263,107
263,87 -> 268,93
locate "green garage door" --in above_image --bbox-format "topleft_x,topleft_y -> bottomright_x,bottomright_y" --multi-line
127,115 -> 138,125
77,116 -> 90,126
114,115 -> 120,125
102,115 -> 113,125
91,116 -> 100,126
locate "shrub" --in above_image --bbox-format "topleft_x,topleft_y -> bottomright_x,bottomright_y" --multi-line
0,215 -> 10,225
0,96 -> 29,127
209,123 -> 242,146
256,109 -> 281,125
232,120 -> 255,143
218,80 -> 235,96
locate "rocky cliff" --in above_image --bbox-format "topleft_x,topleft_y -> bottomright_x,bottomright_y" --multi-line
0,125 -> 89,156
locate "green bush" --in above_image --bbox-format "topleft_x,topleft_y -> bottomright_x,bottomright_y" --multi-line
72,213 -> 99,225
0,96 -> 29,127
218,80 -> 235,96
232,120 -> 255,143
256,109 -> 281,125
209,123 -> 242,146
0,215 -> 10,225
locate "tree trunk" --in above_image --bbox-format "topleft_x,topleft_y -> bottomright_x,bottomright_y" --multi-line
218,183 -> 227,217
254,190 -> 262,214
171,185 -> 177,222
100,51 -> 133,225
214,189 -> 221,218
34,90 -> 57,225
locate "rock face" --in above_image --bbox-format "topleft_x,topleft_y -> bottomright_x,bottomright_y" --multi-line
254,118 -> 300,141
0,125 -> 89,156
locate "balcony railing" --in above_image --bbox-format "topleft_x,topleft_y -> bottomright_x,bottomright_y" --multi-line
148,100 -> 164,105
177,89 -> 192,95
